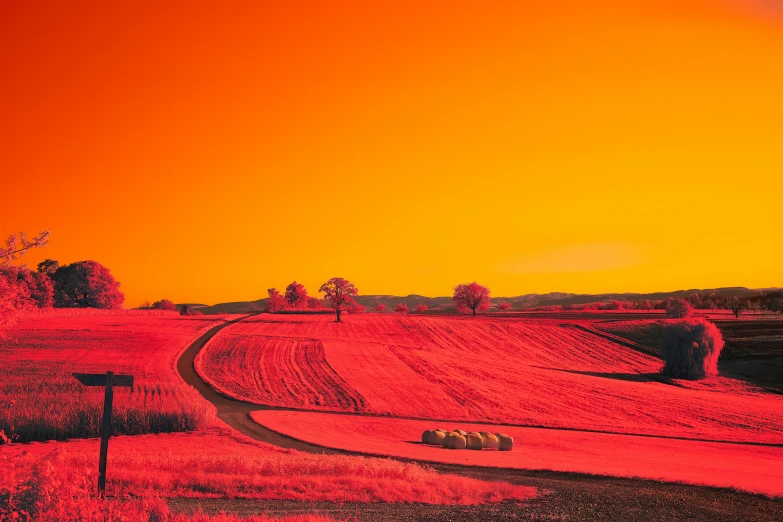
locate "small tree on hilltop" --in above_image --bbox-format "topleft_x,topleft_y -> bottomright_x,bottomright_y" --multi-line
319,277 -> 358,323
498,301 -> 511,313
152,299 -> 177,311
665,297 -> 693,319
265,288 -> 287,313
375,303 -> 386,313
452,282 -> 491,317
395,303 -> 408,314
284,281 -> 309,308
415,304 -> 428,313
51,260 -> 124,309
660,318 -> 724,379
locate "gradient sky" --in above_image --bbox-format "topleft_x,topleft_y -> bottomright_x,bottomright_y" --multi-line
2,1 -> 782,307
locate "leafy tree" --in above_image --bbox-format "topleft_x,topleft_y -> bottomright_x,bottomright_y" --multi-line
51,261 -> 125,309
497,301 -> 511,313
452,282 -> 491,317
306,296 -> 323,309
665,297 -> 693,319
284,281 -> 309,308
395,303 -> 408,314
415,304 -> 428,313
375,303 -> 386,313
265,288 -> 287,313
319,277 -> 358,323
152,299 -> 177,311
36,259 -> 60,276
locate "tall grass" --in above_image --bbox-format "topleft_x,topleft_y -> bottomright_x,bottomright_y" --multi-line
0,379 -> 211,443
0,315 -> 223,443
1,447 -> 339,522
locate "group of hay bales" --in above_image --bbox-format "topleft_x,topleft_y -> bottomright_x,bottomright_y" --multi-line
422,429 -> 513,451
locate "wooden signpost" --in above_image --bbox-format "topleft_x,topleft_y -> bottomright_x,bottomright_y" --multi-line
72,371 -> 134,497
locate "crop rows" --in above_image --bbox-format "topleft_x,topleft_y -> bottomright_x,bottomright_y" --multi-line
202,314 -> 783,443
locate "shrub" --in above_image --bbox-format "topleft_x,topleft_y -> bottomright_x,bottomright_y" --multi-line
347,303 -> 366,314
415,304 -> 428,313
395,303 -> 408,314
660,318 -> 724,380
152,299 -> 177,311
665,297 -> 693,318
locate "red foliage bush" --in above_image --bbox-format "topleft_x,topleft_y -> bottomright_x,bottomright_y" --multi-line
152,299 -> 177,311
415,304 -> 428,313
348,303 -> 366,314
265,288 -> 287,313
497,301 -> 511,312
660,318 -> 724,379
375,303 -> 386,313
395,303 -> 408,314
285,281 -> 309,308
665,297 -> 693,319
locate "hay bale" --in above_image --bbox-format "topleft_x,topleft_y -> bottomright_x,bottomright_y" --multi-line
428,430 -> 447,445
443,433 -> 467,449
481,433 -> 499,449
422,430 -> 433,443
465,433 -> 483,450
453,429 -> 467,436
496,433 -> 514,451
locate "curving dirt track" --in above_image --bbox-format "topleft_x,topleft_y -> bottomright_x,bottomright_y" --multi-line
176,314 -> 783,521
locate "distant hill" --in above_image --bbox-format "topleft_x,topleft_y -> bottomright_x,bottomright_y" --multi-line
192,287 -> 772,315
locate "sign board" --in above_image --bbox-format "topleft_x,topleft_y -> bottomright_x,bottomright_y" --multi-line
73,372 -> 134,387
72,371 -> 134,497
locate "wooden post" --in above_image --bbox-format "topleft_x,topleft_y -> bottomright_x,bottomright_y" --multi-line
72,371 -> 133,498
98,371 -> 114,497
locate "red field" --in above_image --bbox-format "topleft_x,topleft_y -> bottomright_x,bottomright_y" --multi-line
199,314 -> 783,444
253,410 -> 783,497
1,314 -> 537,520
0,314 -> 230,442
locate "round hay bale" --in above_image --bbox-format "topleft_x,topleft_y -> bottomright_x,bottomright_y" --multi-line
428,430 -> 447,445
465,433 -> 483,450
450,434 -> 467,449
454,429 -> 467,436
479,431 -> 492,437
497,433 -> 514,451
481,433 -> 499,450
422,430 -> 433,443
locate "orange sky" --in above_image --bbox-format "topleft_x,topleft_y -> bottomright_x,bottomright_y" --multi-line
2,1 -> 782,307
